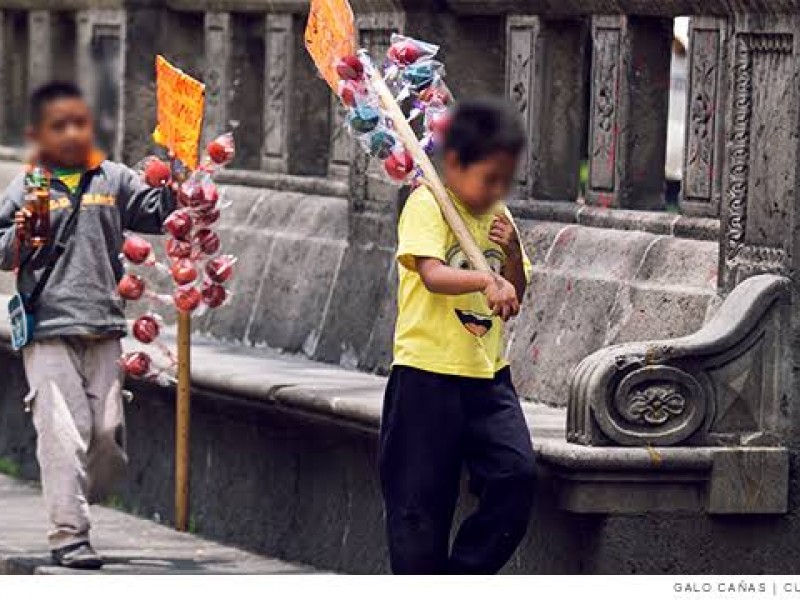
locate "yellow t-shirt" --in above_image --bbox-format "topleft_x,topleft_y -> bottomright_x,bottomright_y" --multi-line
394,186 -> 532,379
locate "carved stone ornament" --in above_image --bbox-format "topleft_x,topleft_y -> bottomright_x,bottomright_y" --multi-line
568,275 -> 789,447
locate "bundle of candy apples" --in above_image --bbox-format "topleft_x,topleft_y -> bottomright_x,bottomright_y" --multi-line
336,34 -> 452,183
118,133 -> 238,384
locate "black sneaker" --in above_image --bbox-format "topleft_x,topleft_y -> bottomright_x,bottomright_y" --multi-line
51,542 -> 104,570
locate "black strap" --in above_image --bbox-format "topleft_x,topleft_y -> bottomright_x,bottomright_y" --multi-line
23,171 -> 96,311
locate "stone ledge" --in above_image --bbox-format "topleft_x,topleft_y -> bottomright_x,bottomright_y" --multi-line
510,199 -> 720,242
215,169 -> 349,198
0,295 -> 784,515
537,443 -> 789,515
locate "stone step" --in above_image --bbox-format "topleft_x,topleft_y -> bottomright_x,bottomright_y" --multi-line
0,474 -> 317,575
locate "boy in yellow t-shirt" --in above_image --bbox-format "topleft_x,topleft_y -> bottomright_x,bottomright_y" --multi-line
380,99 -> 535,575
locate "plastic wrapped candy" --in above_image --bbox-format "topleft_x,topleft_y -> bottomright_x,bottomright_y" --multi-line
193,229 -> 220,256
164,209 -> 194,239
338,79 -> 371,108
367,130 -> 397,160
179,176 -> 206,209
336,54 -> 365,81
387,34 -> 439,67
166,237 -> 193,260
122,234 -> 153,265
201,281 -> 228,309
348,105 -> 381,135
195,206 -> 221,228
201,181 -> 220,210
205,255 -> 236,284
170,258 -> 198,286
118,274 -> 145,301
384,148 -> 415,182
122,351 -> 152,378
140,156 -> 172,188
206,133 -> 236,166
173,285 -> 202,313
419,82 -> 452,107
403,60 -> 444,92
132,314 -> 160,344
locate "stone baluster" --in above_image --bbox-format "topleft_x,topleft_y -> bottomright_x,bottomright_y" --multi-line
681,17 -> 728,218
203,13 -> 232,147
262,12 -> 330,176
1,10 -> 28,145
120,1 -> 165,164
28,11 -> 52,92
506,16 -> 588,203
76,9 -> 125,159
719,15 -> 800,293
586,16 -> 672,210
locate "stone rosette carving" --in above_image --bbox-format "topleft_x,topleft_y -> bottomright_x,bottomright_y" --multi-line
568,275 -> 789,447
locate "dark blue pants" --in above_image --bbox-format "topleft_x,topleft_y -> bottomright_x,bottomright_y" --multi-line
379,365 -> 536,574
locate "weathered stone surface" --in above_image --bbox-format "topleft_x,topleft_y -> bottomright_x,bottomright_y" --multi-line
586,15 -> 671,210
569,274 -> 790,447
506,16 -> 587,203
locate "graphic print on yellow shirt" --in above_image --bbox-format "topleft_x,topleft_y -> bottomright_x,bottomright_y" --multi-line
394,186 -> 532,379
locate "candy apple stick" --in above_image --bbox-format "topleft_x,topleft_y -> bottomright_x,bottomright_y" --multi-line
366,64 -> 490,272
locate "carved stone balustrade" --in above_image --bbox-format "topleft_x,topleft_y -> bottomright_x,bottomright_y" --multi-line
568,274 -> 790,447
552,275 -> 791,514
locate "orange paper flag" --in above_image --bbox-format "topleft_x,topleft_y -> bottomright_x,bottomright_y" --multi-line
153,55 -> 205,169
304,0 -> 357,89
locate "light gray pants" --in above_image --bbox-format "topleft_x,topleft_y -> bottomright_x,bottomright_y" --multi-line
22,337 -> 128,550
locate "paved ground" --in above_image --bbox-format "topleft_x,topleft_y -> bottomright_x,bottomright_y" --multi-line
0,475 -> 316,575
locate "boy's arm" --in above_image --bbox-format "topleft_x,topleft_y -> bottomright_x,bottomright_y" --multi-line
118,167 -> 176,234
490,211 -> 529,302
416,257 -> 520,321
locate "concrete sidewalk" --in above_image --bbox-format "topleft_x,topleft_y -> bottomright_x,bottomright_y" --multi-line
0,475 -> 316,575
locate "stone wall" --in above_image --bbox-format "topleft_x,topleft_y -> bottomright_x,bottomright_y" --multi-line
0,1 -> 730,409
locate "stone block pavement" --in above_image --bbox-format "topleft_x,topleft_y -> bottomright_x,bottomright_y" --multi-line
0,475 -> 316,575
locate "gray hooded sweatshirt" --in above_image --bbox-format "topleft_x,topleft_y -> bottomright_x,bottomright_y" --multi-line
0,159 -> 175,340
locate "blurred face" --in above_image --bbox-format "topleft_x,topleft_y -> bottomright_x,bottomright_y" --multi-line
443,150 -> 518,214
28,97 -> 94,168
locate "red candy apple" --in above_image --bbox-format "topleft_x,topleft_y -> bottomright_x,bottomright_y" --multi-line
166,237 -> 192,260
201,281 -> 228,309
384,149 -> 415,181
164,209 -> 193,239
171,258 -> 198,285
205,255 -> 235,284
179,183 -> 205,208
144,158 -> 171,187
388,39 -> 422,66
336,55 -> 364,81
419,86 -> 451,106
193,229 -> 220,256
118,274 -> 145,301
195,207 -> 221,227
173,286 -> 202,313
207,135 -> 235,165
122,235 -> 152,265
122,352 -> 152,378
132,315 -> 160,344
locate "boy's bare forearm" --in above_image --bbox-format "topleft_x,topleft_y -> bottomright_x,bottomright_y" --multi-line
502,248 -> 527,303
415,257 -> 492,296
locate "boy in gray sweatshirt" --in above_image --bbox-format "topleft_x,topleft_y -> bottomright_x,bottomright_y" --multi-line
0,81 -> 175,569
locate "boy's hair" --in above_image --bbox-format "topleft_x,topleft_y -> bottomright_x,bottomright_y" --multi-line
443,98 -> 526,166
29,81 -> 85,125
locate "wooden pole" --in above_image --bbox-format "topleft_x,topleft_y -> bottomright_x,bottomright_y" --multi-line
175,310 -> 191,531
368,66 -> 491,273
